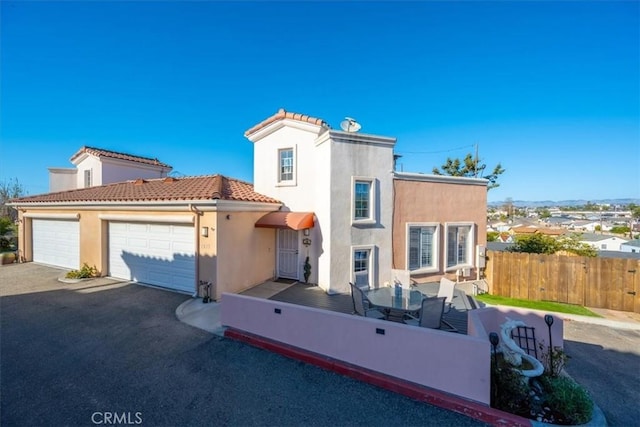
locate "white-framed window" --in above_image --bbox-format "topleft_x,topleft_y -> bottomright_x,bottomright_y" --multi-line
278,148 -> 295,184
83,169 -> 92,188
445,223 -> 475,270
351,245 -> 376,289
406,223 -> 439,274
351,177 -> 377,224
600,244 -> 607,250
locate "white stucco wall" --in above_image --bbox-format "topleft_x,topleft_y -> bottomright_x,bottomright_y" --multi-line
250,119 -> 396,294
584,237 -> 628,251
76,156 -> 103,188
101,158 -> 170,184
321,131 -> 395,294
48,168 -> 77,192
620,242 -> 640,253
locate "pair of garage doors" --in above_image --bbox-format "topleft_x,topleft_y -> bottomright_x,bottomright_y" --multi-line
32,219 -> 195,293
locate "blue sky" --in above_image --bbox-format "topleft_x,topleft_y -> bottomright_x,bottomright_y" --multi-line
1,1 -> 638,203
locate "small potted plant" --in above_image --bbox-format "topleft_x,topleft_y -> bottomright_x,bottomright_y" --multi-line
303,256 -> 311,283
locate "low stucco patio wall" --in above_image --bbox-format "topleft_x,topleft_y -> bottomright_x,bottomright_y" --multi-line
221,293 -> 491,404
468,306 -> 564,353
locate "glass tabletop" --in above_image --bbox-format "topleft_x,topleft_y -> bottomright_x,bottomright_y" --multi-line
364,287 -> 424,312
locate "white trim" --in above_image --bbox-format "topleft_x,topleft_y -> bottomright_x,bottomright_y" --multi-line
99,214 -> 195,224
351,244 -> 376,288
394,171 -> 489,187
246,118 -> 327,142
405,222 -> 440,274
351,176 -> 377,225
444,222 -> 476,272
23,212 -> 80,220
277,146 -> 297,187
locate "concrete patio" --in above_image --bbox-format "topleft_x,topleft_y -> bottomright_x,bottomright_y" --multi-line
241,280 -> 480,335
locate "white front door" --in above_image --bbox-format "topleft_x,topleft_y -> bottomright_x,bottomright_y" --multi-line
277,229 -> 298,279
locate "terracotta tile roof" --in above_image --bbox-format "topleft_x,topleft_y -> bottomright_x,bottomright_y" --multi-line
70,146 -> 172,169
244,108 -> 330,137
11,175 -> 280,204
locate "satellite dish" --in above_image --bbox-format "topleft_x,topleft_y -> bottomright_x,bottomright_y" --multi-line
340,117 -> 361,133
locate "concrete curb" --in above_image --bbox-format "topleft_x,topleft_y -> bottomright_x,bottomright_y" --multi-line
482,303 -> 640,331
224,327 -> 533,427
175,298 -> 225,336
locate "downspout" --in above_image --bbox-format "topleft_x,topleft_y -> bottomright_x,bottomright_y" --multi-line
18,208 -> 25,263
189,204 -> 202,297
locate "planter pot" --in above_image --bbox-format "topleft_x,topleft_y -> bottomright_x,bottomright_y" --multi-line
1,252 -> 16,265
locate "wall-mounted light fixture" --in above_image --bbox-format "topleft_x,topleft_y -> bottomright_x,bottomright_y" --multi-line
201,226 -> 208,237
226,214 -> 231,220
303,228 -> 310,236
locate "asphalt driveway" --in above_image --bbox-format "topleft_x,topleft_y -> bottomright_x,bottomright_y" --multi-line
1,263 -> 485,427
562,321 -> 640,427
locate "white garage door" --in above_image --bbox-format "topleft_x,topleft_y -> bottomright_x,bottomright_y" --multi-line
32,219 -> 80,269
108,222 -> 195,293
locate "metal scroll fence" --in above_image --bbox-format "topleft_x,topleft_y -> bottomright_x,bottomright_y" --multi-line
485,250 -> 640,313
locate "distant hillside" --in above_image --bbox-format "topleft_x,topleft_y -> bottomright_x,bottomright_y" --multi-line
488,198 -> 640,208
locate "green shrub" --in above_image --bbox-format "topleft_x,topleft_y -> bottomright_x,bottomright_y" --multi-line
65,263 -> 99,279
493,357 -> 530,416
538,342 -> 570,377
541,375 -> 593,425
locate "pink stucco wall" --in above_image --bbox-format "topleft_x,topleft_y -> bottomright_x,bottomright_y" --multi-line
221,294 -> 565,407
393,178 -> 487,283
469,306 -> 564,352
221,293 -> 491,404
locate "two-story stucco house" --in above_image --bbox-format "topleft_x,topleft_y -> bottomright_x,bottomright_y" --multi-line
246,109 -> 487,295
11,109 -> 487,299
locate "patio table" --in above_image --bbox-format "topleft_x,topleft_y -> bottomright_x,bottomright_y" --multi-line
364,287 -> 425,321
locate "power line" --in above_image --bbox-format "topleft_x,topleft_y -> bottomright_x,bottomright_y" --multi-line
396,144 -> 474,155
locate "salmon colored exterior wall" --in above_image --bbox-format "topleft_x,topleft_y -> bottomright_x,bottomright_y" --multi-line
16,206 -> 277,299
393,178 -> 487,283
212,211 -> 276,300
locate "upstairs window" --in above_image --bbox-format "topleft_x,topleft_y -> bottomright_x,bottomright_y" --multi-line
84,170 -> 92,188
352,177 -> 377,224
279,148 -> 294,182
354,181 -> 370,219
446,223 -> 474,269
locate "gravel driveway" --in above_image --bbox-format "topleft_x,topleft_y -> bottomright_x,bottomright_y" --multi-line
1,263 -> 486,427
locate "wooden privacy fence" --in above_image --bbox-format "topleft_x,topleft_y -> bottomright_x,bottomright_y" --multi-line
485,250 -> 640,313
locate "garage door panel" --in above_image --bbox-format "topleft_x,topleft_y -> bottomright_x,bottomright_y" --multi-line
149,224 -> 171,234
109,222 -> 195,293
32,219 -> 80,269
149,239 -> 171,251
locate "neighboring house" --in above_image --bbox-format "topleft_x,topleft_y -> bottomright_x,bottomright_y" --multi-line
568,220 -> 601,232
11,175 -> 281,298
578,233 -> 628,252
544,217 -> 572,227
48,146 -> 172,192
510,226 -> 566,237
11,109 -> 488,297
620,239 -> 640,253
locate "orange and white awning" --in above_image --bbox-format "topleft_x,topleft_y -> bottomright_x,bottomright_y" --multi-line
255,211 -> 315,230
